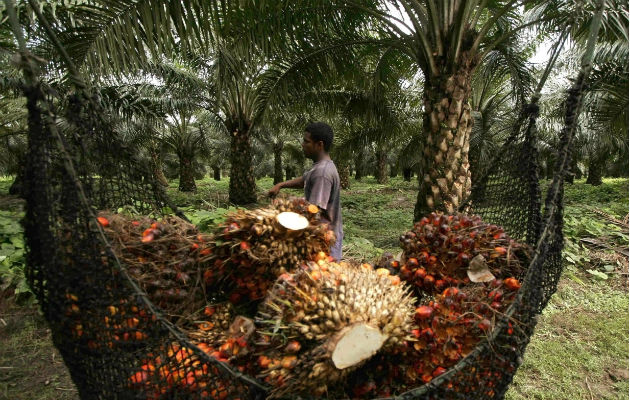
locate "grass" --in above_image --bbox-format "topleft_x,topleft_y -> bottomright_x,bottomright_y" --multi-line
0,174 -> 627,399
0,300 -> 78,400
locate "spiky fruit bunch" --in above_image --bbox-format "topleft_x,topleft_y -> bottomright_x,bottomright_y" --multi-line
202,197 -> 335,303
253,261 -> 415,398
410,278 -> 521,384
397,212 -> 530,295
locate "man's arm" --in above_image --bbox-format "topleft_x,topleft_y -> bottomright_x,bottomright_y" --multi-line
268,176 -> 305,197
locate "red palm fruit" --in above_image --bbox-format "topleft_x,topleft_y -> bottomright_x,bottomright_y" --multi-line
428,255 -> 437,265
285,341 -> 301,353
434,279 -> 446,291
415,306 -> 433,320
200,248 -> 212,256
389,275 -> 401,286
130,370 -> 148,386
190,243 -> 199,251
423,274 -> 435,287
414,268 -> 427,279
411,329 -> 421,338
239,241 -> 250,251
507,322 -> 514,335
258,356 -> 271,369
141,233 -> 154,243
419,217 -> 430,226
400,266 -> 412,280
421,374 -> 433,383
457,252 -> 470,264
504,277 -> 521,291
281,355 -> 298,369
420,327 -> 434,339
478,319 -> 492,332
389,260 -> 400,269
131,220 -> 140,226
442,287 -> 459,297
494,246 -> 507,256
406,257 -> 418,268
491,301 -> 502,309
97,217 -> 109,227
432,366 -> 447,377
203,306 -> 215,317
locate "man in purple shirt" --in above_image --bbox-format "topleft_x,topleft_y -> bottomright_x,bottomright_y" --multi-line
268,122 -> 343,260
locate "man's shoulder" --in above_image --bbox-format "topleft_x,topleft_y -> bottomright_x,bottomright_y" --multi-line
311,160 -> 339,179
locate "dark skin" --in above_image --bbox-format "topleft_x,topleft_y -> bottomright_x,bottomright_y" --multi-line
267,131 -> 330,198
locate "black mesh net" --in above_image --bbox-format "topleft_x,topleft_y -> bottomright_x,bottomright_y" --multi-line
19,61 -> 586,399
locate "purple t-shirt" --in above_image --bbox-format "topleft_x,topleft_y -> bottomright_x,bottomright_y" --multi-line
303,159 -> 343,260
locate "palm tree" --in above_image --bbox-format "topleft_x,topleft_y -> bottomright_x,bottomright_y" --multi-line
530,0 -> 628,184
291,0 -> 539,219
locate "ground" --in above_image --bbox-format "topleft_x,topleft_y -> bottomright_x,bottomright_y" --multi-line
0,176 -> 627,399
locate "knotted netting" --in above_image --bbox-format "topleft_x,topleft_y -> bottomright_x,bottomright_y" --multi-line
16,13 -> 601,400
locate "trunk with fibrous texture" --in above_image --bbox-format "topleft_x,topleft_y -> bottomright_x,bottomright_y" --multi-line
150,150 -> 169,187
414,66 -> 475,221
228,124 -> 257,204
339,163 -> 350,189
178,156 -> 196,192
586,154 -> 605,186
273,141 -> 284,185
376,147 -> 388,184
212,166 -> 221,181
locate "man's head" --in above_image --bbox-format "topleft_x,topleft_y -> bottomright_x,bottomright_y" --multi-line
302,122 -> 333,160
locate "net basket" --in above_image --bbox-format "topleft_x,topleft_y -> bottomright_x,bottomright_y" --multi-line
19,66 -> 587,399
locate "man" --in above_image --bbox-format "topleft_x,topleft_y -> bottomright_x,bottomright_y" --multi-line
268,122 -> 343,260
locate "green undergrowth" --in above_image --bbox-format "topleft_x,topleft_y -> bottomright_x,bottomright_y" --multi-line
506,276 -> 629,400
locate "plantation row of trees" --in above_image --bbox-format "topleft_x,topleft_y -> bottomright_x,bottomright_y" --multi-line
0,0 -> 627,217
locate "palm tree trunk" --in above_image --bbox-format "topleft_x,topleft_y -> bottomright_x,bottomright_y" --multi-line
273,141 -> 284,185
389,163 -> 398,178
355,148 -> 364,181
228,126 -> 257,204
212,166 -> 221,181
586,155 -> 605,186
339,163 -> 350,189
403,167 -> 413,182
414,72 -> 473,220
285,166 -> 294,180
150,150 -> 169,187
376,147 -> 388,184
178,156 -> 196,192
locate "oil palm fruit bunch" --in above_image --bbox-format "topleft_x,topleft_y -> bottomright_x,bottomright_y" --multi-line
253,260 -> 415,398
396,212 -> 530,295
202,197 -> 335,304
97,213 -> 213,319
410,277 -> 521,384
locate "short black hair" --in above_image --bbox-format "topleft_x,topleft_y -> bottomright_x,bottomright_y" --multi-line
305,122 -> 334,152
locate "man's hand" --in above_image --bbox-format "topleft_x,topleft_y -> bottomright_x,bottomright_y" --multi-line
268,184 -> 282,198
